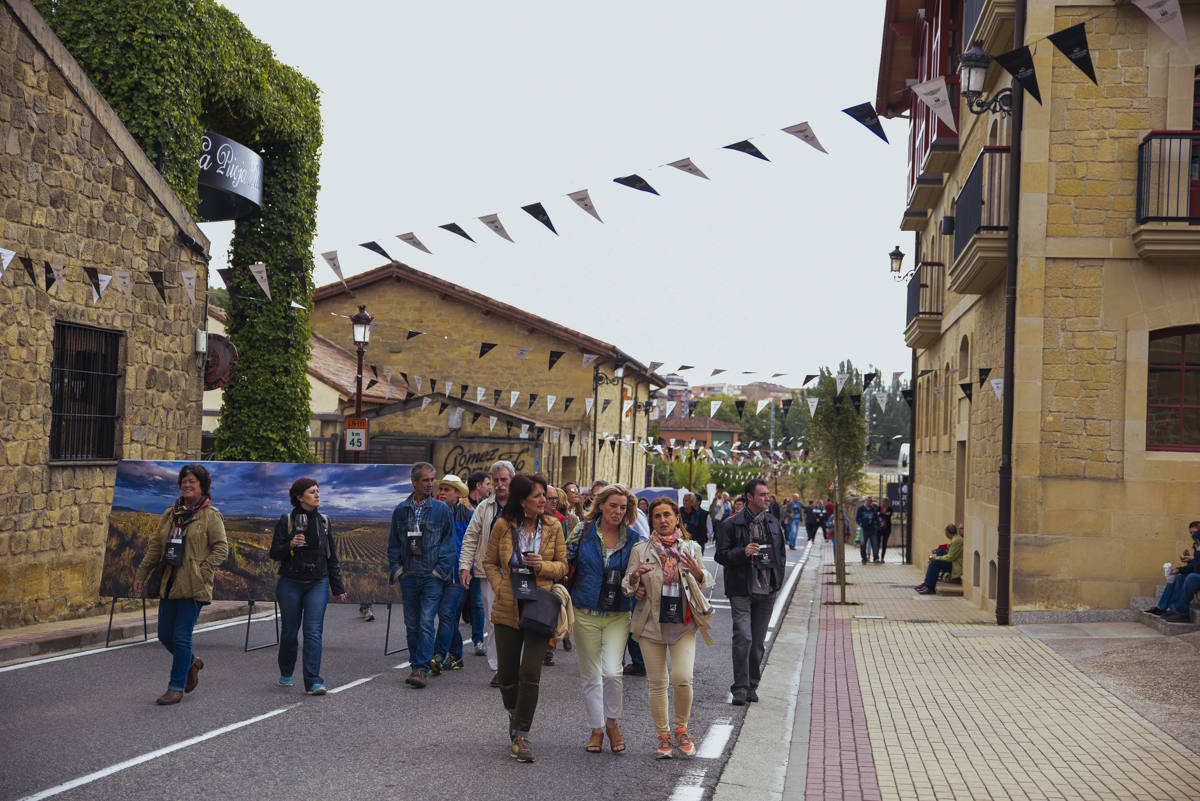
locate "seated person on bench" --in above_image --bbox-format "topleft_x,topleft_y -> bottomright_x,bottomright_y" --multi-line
1146,521 -> 1200,623
915,524 -> 962,595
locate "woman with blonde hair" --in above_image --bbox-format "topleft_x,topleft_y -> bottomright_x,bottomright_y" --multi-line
623,496 -> 713,759
566,482 -> 641,754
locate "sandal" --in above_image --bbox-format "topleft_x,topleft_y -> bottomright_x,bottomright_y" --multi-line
586,729 -> 604,753
605,720 -> 626,754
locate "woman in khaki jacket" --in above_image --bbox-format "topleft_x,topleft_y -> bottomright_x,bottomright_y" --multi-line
484,473 -> 567,763
133,464 -> 228,705
622,496 -> 713,759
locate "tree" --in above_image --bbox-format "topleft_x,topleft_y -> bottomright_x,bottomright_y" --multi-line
670,453 -> 710,493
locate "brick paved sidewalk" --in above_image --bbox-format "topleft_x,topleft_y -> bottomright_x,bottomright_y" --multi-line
809,545 -> 1200,801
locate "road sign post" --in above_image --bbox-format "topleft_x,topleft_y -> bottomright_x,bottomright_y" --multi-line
345,417 -> 368,454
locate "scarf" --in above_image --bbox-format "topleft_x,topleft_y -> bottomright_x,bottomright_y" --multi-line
171,495 -> 210,528
652,529 -> 684,585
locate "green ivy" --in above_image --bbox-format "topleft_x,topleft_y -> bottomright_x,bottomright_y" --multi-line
35,0 -> 321,462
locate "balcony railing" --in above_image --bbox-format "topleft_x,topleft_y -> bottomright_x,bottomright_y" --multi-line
906,263 -> 945,326
1136,131 -> 1200,223
953,146 -> 1010,261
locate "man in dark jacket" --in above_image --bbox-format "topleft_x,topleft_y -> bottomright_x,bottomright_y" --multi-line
715,478 -> 786,705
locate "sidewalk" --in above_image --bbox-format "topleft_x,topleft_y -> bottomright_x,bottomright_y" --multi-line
715,540 -> 1200,801
0,600 -> 250,665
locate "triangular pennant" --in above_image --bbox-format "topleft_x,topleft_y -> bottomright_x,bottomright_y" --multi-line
421,397 -> 432,410
994,46 -> 1042,105
900,388 -> 914,407
397,232 -> 432,255
665,400 -> 677,417
892,371 -> 905,384
918,369 -> 934,378
520,424 -> 529,438
215,268 -> 235,292
601,399 -> 612,414
548,350 -> 565,370
678,364 -> 694,371
1134,0 -> 1190,53
807,397 -> 819,416
477,386 -> 486,402
521,202 -> 557,235
608,438 -> 617,453
478,214 -> 514,242
833,395 -> 844,411
428,377 -> 438,394
803,374 -> 817,386
978,367 -> 992,387
359,241 -> 393,261
551,429 -> 560,444
48,261 -> 66,293
479,342 -> 497,359
875,391 -> 888,411
414,376 -> 423,392
863,372 -> 877,388
404,330 -> 422,341
0,247 -> 14,279
781,398 -> 792,415
582,353 -> 599,368
547,395 -> 556,413
181,269 -> 197,303
756,399 -> 771,414
510,391 -> 520,408
249,262 -> 271,300
83,266 -> 100,295
20,256 -> 36,287
1047,22 -> 1097,85
493,389 -> 502,404
569,432 -> 576,446
723,140 -> 769,161
686,401 -> 698,417
781,122 -> 828,154
910,76 -> 958,133
439,222 -> 475,242
489,416 -> 498,431
622,400 -> 634,416
471,412 -> 481,425
613,174 -> 659,195
320,251 -> 349,290
959,382 -> 974,402
94,273 -> 113,304
990,378 -> 1004,400
460,384 -> 469,399
735,399 -> 746,418
366,379 -> 379,390
711,368 -> 725,377
515,347 -> 532,361
842,102 -> 889,143
836,373 -> 849,394
667,158 -> 709,179
506,423 -> 514,436
647,361 -> 664,373
564,397 -> 574,412
528,393 -> 539,410
440,380 -> 450,396
567,189 -> 603,223
438,402 -> 448,415
146,269 -> 165,301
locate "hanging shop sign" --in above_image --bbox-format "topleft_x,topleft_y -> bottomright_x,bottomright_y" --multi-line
197,131 -> 264,221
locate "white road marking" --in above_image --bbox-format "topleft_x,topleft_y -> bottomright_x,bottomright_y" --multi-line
328,674 -> 380,694
668,767 -> 708,801
15,704 -> 298,801
768,542 -> 812,633
696,719 -> 734,759
391,661 -> 411,670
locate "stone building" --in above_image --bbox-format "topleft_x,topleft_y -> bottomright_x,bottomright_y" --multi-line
311,262 -> 663,487
879,0 -> 1200,616
0,0 -> 210,624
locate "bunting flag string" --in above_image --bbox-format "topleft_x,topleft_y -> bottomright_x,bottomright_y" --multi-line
1134,0 -> 1189,53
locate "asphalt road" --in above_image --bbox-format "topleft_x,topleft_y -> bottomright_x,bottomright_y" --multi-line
0,544 -> 812,801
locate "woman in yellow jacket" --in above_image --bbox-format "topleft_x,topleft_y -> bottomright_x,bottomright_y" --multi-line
133,464 -> 228,705
484,473 -> 567,763
623,496 -> 714,759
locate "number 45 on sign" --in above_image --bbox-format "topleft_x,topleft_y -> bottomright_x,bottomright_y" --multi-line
345,417 -> 368,452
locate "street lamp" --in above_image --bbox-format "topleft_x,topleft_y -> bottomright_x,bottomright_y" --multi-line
350,304 -> 373,464
959,40 -> 1012,117
890,245 -> 915,282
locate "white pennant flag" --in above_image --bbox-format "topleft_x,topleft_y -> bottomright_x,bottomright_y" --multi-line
892,371 -> 904,385
320,251 -> 349,290
781,122 -> 829,154
585,398 -> 595,415
0,247 -> 14,280
991,378 -> 1004,400
386,384 -> 394,400
115,269 -> 132,298
249,262 -> 271,300
476,386 -> 486,402
709,401 -> 722,416
551,429 -> 560,443
421,397 -> 432,410
180,269 -> 197,302
478,213 -> 514,242
911,76 -> 958,133
547,395 -> 557,413
488,416 -> 498,431
836,373 -> 848,394
510,391 -> 520,408
444,381 -> 453,396
623,399 -> 635,416
807,397 -> 819,416
48,261 -> 66,293
756,398 -> 771,414
397,232 -> 432,255
92,273 -> 113,303
1134,0 -> 1190,52
515,347 -> 532,361
520,424 -> 529,439
581,353 -> 599,368
665,400 -> 677,417
875,391 -> 888,411
567,189 -> 603,222
414,376 -> 423,392
668,158 -> 709,180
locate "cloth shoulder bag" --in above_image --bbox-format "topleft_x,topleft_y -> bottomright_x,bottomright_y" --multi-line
510,527 -> 561,637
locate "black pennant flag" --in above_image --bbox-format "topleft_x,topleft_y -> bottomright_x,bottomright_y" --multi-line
781,398 -> 793,415
613,174 -> 659,195
960,382 -> 974,401
842,102 -> 889,143
370,364 -> 379,378
918,369 -> 934,378
19,256 -> 36,286
83,266 -> 101,295
901,389 -> 914,407
528,393 -> 539,409
437,402 -> 448,415
217,268 -> 236,291
723,140 -> 769,161
471,412 -> 481,424
863,372 -> 877,388
148,270 -> 166,302
548,350 -> 565,370
563,397 -> 574,412
1048,23 -> 1097,85
479,342 -> 497,359
44,261 -> 57,292
460,384 -> 468,399
978,367 -> 992,387
686,400 -> 698,417
601,399 -> 612,414
428,377 -> 438,393
802,374 -> 817,386
439,222 -> 475,242
399,371 -> 409,386
406,330 -> 422,340
850,394 -> 862,413
359,241 -> 393,261
521,203 -> 558,235
493,389 -> 502,404
506,423 -> 514,436
995,45 -> 1042,104
569,432 -> 576,446
735,399 -> 747,418
833,395 -> 844,411
678,365 -> 694,371
366,379 -> 379,390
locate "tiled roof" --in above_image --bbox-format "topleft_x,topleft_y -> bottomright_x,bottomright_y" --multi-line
655,416 -> 743,433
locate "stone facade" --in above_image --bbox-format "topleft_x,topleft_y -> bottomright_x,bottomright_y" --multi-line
0,0 -> 209,625
883,2 -> 1200,614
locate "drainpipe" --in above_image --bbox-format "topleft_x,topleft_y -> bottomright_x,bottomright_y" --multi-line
995,0 -> 1026,626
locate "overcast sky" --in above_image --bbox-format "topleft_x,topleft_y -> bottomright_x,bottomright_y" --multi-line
202,0 -> 911,385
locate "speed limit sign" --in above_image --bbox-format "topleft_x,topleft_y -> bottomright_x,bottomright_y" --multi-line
344,417 -> 368,452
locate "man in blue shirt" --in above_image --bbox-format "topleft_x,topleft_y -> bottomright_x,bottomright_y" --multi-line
388,462 -> 457,688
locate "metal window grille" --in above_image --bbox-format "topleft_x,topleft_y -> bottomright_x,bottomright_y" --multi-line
49,322 -> 122,460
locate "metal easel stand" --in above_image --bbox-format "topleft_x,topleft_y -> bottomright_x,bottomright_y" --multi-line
244,600 -> 280,652
105,596 -> 151,648
383,603 -> 408,656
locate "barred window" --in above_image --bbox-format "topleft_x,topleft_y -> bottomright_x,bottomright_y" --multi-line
50,322 -> 122,460
1147,326 -> 1200,451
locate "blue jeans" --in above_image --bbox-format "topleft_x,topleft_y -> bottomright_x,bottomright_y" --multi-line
787,520 -> 801,548
924,558 -> 952,590
625,632 -> 644,671
1168,573 -> 1200,615
435,581 -> 466,659
468,577 -> 486,645
157,598 -> 203,691
860,529 -> 880,561
277,577 -> 329,690
401,575 -> 444,670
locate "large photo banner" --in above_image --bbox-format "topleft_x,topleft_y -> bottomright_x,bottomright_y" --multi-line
100,460 -> 413,604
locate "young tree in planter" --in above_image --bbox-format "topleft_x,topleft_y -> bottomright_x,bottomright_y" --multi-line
806,366 -> 867,603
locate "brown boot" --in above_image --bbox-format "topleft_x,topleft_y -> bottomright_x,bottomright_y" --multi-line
155,689 -> 183,705
185,657 -> 204,693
